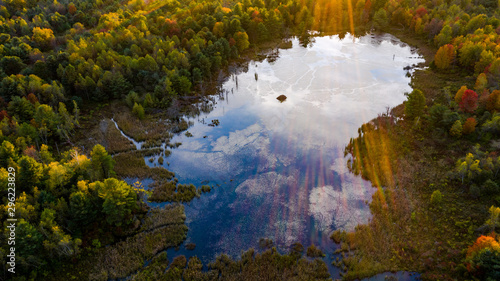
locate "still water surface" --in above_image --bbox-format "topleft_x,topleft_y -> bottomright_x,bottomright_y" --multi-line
145,33 -> 424,278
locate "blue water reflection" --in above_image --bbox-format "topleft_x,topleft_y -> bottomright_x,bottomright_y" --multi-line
144,33 -> 424,278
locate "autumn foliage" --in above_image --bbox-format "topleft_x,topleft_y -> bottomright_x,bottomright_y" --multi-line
462,117 -> 477,135
487,90 -> 500,112
466,234 -> 500,278
467,235 -> 500,260
434,44 -> 455,69
459,89 -> 478,113
0,110 -> 9,120
454,86 -> 468,104
68,3 -> 77,15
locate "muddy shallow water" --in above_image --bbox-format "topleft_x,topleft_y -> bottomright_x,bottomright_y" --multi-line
142,33 -> 424,278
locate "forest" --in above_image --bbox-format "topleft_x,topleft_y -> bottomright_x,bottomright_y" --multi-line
1,0 -> 500,279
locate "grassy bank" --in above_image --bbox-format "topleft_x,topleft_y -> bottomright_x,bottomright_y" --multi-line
52,205 -> 187,281
130,245 -> 331,281
333,28 -> 492,280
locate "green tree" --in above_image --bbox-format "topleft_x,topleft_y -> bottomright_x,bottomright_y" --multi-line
434,25 -> 452,46
17,219 -> 44,263
171,75 -> 192,96
373,9 -> 388,29
47,162 -> 71,191
17,156 -> 43,192
96,71 -> 131,100
39,208 -> 81,257
125,91 -> 140,108
137,55 -> 159,72
455,153 -> 482,183
486,206 -> 500,232
459,42 -> 483,70
31,27 -> 55,51
69,180 -> 99,226
132,102 -> 145,120
0,56 -> 26,75
95,178 -> 137,226
404,89 -> 426,121
39,144 -> 54,165
34,104 -> 57,144
0,140 -> 18,166
257,22 -> 269,42
450,120 -> 463,137
57,102 -> 76,141
143,93 -> 154,108
90,144 -> 115,181
7,96 -> 35,123
475,50 -> 495,74
233,31 -> 250,53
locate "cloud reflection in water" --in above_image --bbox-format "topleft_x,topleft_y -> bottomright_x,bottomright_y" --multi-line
154,33 -> 424,261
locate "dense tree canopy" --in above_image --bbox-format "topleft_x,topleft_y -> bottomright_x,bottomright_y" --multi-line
1,0 -> 500,279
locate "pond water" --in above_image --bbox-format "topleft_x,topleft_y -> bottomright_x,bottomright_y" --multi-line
144,33 -> 424,277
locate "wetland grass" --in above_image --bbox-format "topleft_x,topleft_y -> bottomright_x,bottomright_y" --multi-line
149,182 -> 201,203
131,247 -> 331,281
88,223 -> 188,280
113,151 -> 174,181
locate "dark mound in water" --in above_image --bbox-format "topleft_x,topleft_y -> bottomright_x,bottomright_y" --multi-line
276,95 -> 287,102
185,243 -> 196,250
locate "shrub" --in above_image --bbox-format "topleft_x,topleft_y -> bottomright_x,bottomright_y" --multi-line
443,110 -> 461,129
428,104 -> 448,128
132,102 -> 145,120
143,93 -> 154,108
330,230 -> 342,244
450,120 -> 463,137
201,185 -> 211,193
483,179 -> 500,195
482,113 -> 500,135
470,184 -> 481,199
430,190 -> 443,205
125,91 -> 140,108
306,244 -> 324,257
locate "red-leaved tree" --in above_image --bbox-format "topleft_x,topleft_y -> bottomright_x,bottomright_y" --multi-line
0,110 -> 9,121
460,89 -> 478,113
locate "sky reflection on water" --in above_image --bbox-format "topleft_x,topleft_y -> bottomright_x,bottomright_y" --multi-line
145,33 -> 424,275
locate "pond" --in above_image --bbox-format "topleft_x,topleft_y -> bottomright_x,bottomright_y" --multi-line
145,33 -> 424,277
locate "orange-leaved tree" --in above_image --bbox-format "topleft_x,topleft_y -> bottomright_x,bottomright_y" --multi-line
435,44 -> 455,70
455,86 -> 468,104
465,206 -> 500,279
463,117 -> 477,135
459,89 -> 478,113
465,234 -> 500,279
